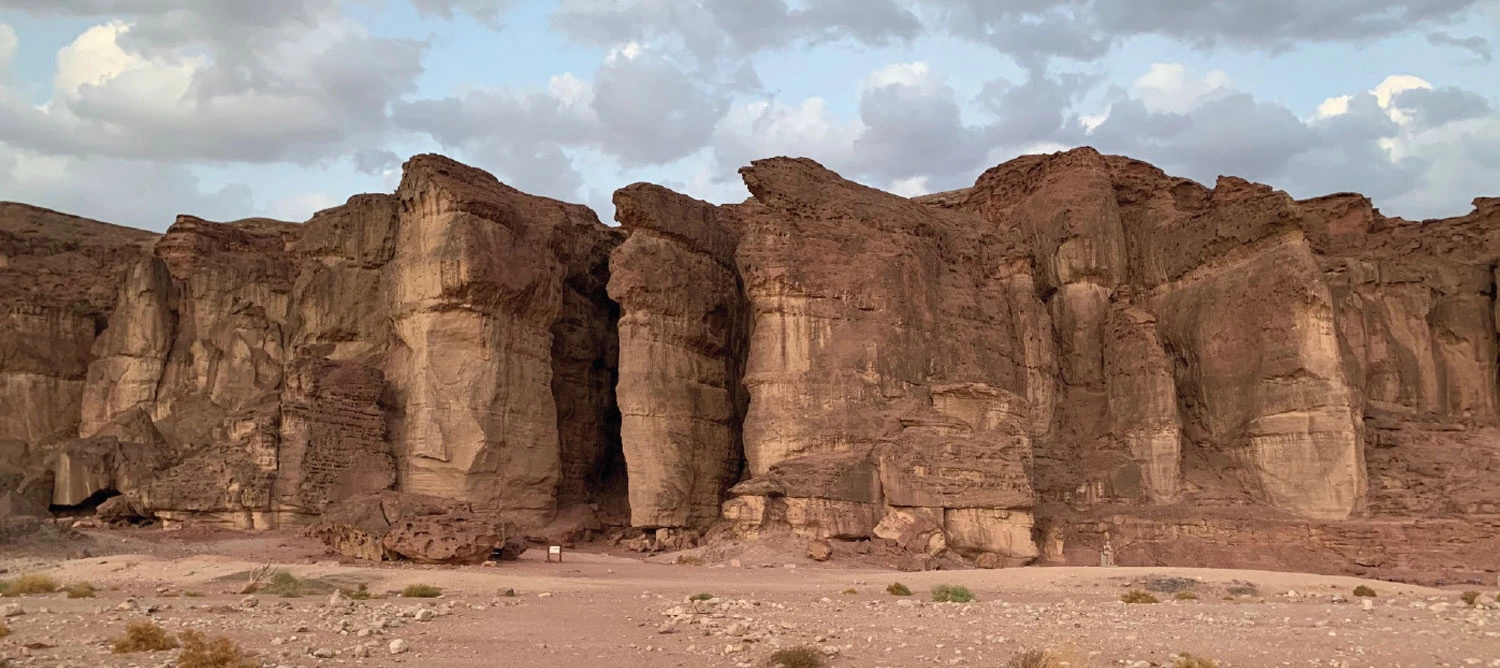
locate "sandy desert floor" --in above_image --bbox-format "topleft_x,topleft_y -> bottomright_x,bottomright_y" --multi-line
1,527 -> 1497,668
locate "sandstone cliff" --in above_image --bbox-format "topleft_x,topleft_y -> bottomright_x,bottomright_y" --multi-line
1,149 -> 1495,581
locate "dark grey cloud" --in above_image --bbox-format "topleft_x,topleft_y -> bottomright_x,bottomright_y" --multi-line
1392,85 -> 1494,125
391,82 -> 595,199
1427,30 -> 1493,62
550,0 -> 921,64
919,0 -> 1488,61
853,67 -> 990,184
591,51 -> 728,165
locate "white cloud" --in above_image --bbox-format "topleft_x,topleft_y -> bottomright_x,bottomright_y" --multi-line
862,61 -> 939,92
890,176 -> 930,197
1131,63 -> 1233,114
712,97 -> 860,176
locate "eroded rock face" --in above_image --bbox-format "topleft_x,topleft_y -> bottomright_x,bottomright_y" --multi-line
4,147 -> 1498,579
386,155 -> 622,527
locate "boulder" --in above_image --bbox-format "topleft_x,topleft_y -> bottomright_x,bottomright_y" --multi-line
382,512 -> 503,565
806,539 -> 832,561
313,492 -> 507,564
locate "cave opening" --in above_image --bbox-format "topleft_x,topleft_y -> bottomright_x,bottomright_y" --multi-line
48,487 -> 119,517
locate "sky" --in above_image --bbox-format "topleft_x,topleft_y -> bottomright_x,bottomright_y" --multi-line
0,1 -> 1496,231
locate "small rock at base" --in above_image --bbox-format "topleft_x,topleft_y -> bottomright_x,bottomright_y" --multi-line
389,639 -> 410,655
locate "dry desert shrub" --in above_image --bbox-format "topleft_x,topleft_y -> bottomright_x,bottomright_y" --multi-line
689,592 -> 713,601
111,621 -> 179,653
65,582 -> 95,599
1121,590 -> 1159,604
769,645 -> 826,668
1008,648 -> 1088,667
1172,653 -> 1217,667
1173,591 -> 1199,601
1461,591 -> 1481,606
1353,585 -> 1377,598
0,624 -> 10,638
886,582 -> 912,596
176,629 -> 257,668
403,583 -> 442,598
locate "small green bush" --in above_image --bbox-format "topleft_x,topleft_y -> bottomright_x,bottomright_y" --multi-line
886,582 -> 912,596
1461,591 -> 1481,606
65,582 -> 96,599
176,629 -> 257,668
769,645 -> 826,668
931,584 -> 977,603
1353,585 -> 1377,598
1,574 -> 58,597
346,583 -> 373,600
688,592 -> 713,601
402,584 -> 442,598
1173,653 -> 1218,668
1173,591 -> 1199,601
1122,590 -> 1160,604
259,571 -> 304,598
111,621 -> 179,653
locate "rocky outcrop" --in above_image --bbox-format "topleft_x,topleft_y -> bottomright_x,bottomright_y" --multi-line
608,184 -> 748,529
385,155 -> 622,527
2,146 -> 1497,580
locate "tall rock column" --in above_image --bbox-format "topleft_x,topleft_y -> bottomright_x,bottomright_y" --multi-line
80,257 -> 176,436
608,184 -> 747,528
386,156 -> 567,525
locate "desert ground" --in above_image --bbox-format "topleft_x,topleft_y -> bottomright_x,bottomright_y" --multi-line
1,526 -> 1497,668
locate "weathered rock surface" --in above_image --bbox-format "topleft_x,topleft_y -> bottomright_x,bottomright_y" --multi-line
313,491 -> 506,564
0,156 -> 624,531
2,147 -> 1497,579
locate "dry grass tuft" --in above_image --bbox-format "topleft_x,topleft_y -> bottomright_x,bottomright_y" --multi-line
176,629 -> 257,668
769,645 -> 826,668
1173,591 -> 1199,601
688,592 -> 713,601
111,621 -> 179,653
1122,590 -> 1160,604
0,574 -> 58,597
1172,653 -> 1218,667
0,624 -> 10,638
